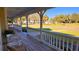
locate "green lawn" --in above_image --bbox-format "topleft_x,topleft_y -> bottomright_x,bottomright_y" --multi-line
24,23 -> 79,36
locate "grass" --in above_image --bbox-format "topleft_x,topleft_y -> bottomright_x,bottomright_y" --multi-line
53,30 -> 79,37
28,23 -> 79,37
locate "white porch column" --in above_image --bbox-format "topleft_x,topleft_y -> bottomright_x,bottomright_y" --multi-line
19,17 -> 22,32
38,10 -> 47,41
26,15 -> 28,32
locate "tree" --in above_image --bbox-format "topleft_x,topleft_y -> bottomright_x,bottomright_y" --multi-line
52,13 -> 79,23
71,13 -> 79,23
53,14 -> 66,23
43,15 -> 49,23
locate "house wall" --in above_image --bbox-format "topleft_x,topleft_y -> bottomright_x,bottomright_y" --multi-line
0,7 -> 8,50
0,22 -> 2,50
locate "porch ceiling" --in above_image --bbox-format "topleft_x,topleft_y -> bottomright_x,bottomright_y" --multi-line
7,7 -> 52,18
7,7 -> 35,18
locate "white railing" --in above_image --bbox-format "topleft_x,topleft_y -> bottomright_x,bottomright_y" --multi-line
28,28 -> 79,51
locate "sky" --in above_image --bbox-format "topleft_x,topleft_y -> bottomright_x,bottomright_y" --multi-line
44,7 -> 79,18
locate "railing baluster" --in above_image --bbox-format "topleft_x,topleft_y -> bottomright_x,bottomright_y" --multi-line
48,34 -> 50,44
49,34 -> 51,45
76,42 -> 78,51
41,32 -> 43,40
42,32 -> 45,40
50,35 -> 53,46
71,40 -> 73,51
56,36 -> 58,48
59,37 -> 61,49
47,33 -> 48,41
62,37 -> 65,51
66,40 -> 69,51
45,33 -> 47,41
47,34 -> 49,43
45,33 -> 47,40
42,33 -> 44,40
44,33 -> 46,40
43,33 -> 44,40
54,36 -> 56,46
53,35 -> 55,46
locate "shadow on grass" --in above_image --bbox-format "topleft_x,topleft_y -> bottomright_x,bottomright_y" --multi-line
35,28 -> 52,31
22,27 -> 52,32
42,28 -> 52,31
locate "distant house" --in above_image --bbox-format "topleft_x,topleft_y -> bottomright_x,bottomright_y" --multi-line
28,13 -> 49,24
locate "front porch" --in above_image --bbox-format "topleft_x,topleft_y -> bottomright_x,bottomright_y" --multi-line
5,25 -> 79,51
0,7 -> 79,51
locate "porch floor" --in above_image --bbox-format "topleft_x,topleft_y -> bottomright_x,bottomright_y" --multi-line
7,31 -> 56,51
